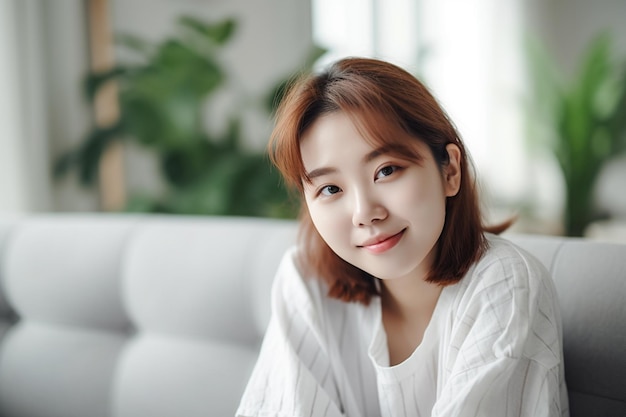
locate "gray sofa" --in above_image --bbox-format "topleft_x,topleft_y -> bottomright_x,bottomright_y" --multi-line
0,214 -> 624,417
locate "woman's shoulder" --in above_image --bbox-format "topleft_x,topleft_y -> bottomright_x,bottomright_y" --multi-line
272,246 -> 322,308
472,233 -> 552,289
271,246 -> 378,351
451,233 -> 557,314
448,234 -> 563,365
272,246 -> 367,317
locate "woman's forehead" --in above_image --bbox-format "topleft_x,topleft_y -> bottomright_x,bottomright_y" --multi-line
304,108 -> 412,145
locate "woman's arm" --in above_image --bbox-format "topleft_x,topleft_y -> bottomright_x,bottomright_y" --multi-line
236,249 -> 346,417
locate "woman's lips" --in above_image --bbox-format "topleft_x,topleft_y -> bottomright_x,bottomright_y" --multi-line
360,229 -> 406,254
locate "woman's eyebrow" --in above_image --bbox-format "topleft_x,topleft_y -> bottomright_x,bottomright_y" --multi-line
305,167 -> 337,180
364,145 -> 412,162
363,144 -> 422,163
363,147 -> 386,163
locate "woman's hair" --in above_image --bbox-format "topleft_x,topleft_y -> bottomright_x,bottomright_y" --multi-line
269,57 -> 501,305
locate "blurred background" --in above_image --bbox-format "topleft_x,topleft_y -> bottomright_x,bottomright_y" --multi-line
1,0 -> 625,240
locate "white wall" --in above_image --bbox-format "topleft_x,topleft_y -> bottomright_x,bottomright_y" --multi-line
524,0 -> 626,75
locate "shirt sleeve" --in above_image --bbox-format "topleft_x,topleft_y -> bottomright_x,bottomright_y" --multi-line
236,249 -> 346,417
432,245 -> 569,417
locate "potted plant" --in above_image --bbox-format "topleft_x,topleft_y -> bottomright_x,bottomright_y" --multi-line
55,15 -> 324,218
527,32 -> 626,236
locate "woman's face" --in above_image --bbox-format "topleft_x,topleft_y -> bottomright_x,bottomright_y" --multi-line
300,111 -> 461,282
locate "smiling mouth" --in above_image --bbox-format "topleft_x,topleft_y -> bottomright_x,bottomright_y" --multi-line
359,229 -> 406,254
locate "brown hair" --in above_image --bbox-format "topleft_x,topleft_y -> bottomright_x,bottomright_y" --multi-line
269,57 -> 503,304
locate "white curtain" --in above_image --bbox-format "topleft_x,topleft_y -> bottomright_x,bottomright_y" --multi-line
0,0 -> 51,213
0,0 -> 29,212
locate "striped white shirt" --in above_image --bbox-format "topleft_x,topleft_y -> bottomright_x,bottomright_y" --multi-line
236,234 -> 569,417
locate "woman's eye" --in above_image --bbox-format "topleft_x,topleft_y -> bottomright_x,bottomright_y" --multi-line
320,185 -> 341,196
375,165 -> 400,180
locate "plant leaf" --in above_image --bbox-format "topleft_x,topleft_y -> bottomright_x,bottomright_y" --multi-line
53,122 -> 124,186
178,16 -> 237,45
115,33 -> 155,57
84,67 -> 130,102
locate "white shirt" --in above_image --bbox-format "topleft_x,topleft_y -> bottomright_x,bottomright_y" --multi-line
236,234 -> 569,417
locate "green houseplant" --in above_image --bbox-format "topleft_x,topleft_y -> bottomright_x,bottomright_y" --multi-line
527,32 -> 626,236
55,15 -> 324,218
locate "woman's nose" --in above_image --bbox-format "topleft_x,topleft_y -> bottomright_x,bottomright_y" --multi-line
351,189 -> 387,227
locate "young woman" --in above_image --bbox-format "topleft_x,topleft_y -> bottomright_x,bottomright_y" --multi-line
236,58 -> 568,417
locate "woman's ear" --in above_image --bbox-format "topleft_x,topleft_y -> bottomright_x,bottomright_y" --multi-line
443,144 -> 461,197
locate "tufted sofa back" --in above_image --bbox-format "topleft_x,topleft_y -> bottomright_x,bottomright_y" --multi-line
0,214 -> 624,417
0,215 -> 295,417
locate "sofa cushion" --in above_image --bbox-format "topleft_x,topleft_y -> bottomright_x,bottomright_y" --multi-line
552,240 -> 626,416
123,217 -> 296,345
3,216 -> 138,332
0,322 -> 126,417
112,335 -> 258,417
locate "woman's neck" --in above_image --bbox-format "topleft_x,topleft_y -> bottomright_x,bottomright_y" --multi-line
380,276 -> 443,365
